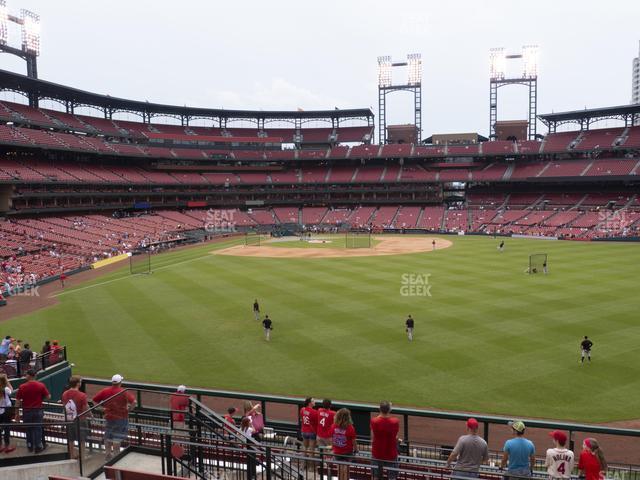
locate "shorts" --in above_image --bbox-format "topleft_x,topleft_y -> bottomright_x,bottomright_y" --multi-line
105,418 -> 129,442
372,459 -> 399,480
301,431 -> 317,440
68,419 -> 89,443
505,467 -> 531,480
317,436 -> 332,447
453,470 -> 479,478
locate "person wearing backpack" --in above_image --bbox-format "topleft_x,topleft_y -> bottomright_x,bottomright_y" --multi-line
61,375 -> 89,459
0,373 -> 16,453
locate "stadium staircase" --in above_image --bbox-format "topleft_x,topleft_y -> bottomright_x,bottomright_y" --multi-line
580,159 -> 596,176
538,135 -> 548,153
414,207 -> 426,228
570,194 -> 589,210
630,158 -> 640,175
569,131 -> 587,150
389,206 -> 402,227
502,163 -> 515,180
535,162 -> 552,177
614,126 -> 630,147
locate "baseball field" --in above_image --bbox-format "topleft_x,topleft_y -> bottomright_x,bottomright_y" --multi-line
3,234 -> 640,423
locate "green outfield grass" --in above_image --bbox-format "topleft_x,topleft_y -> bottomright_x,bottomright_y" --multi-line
268,235 -> 379,249
5,235 -> 640,422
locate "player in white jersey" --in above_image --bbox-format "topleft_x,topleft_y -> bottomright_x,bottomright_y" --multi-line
545,430 -> 574,479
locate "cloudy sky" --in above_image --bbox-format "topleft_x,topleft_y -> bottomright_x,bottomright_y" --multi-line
1,0 -> 639,137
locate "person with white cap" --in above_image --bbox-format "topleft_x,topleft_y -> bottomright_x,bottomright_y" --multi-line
92,374 -> 136,461
500,421 -> 536,479
169,385 -> 190,429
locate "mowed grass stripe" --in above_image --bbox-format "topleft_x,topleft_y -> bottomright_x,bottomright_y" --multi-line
4,236 -> 640,422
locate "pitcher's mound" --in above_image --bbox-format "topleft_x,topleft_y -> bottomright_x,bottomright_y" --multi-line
213,236 -> 452,259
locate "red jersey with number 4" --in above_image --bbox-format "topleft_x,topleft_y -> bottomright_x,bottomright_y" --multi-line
331,423 -> 356,455
370,415 -> 399,460
317,408 -> 336,438
300,406 -> 318,433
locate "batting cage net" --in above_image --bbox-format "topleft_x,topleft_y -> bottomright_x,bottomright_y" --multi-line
130,250 -> 151,275
345,230 -> 372,249
528,253 -> 547,274
245,232 -> 261,246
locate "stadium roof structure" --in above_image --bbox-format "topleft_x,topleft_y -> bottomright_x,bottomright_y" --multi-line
0,69 -> 374,127
539,104 -> 640,132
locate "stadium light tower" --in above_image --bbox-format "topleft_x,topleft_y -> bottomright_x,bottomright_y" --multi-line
377,53 -> 423,144
0,1 -> 8,46
20,9 -> 40,56
489,45 -> 539,140
0,2 -> 40,84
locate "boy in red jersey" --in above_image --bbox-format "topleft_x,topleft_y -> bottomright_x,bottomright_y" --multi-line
62,375 -> 89,459
317,399 -> 336,448
370,400 -> 400,480
300,397 -> 318,464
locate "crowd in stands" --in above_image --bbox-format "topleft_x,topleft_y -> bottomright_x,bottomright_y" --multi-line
0,212 -> 193,296
183,390 -> 610,480
1,192 -> 639,297
0,355 -> 618,480
0,336 -> 65,378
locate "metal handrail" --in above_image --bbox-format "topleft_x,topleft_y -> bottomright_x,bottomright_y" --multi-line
81,377 -> 640,438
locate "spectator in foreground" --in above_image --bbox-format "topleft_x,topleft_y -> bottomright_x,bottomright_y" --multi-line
0,373 -> 16,453
370,401 -> 400,480
545,430 -> 574,480
169,385 -> 189,429
240,416 -> 255,440
242,400 -> 263,438
500,421 -> 535,478
62,375 -> 89,459
224,407 -> 237,436
447,418 -> 489,477
300,397 -> 318,458
0,336 -> 11,361
330,408 -> 357,480
15,369 -> 50,453
317,398 -> 336,448
92,374 -> 136,461
578,438 -> 607,480
19,343 -> 33,374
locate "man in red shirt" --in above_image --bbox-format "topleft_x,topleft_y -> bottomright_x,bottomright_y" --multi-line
300,397 -> 318,461
62,375 -> 89,459
169,385 -> 189,429
370,400 -> 400,480
317,398 -> 336,448
92,374 -> 136,461
15,369 -> 50,453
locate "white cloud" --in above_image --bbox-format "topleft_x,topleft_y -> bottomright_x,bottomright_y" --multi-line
204,77 -> 351,112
